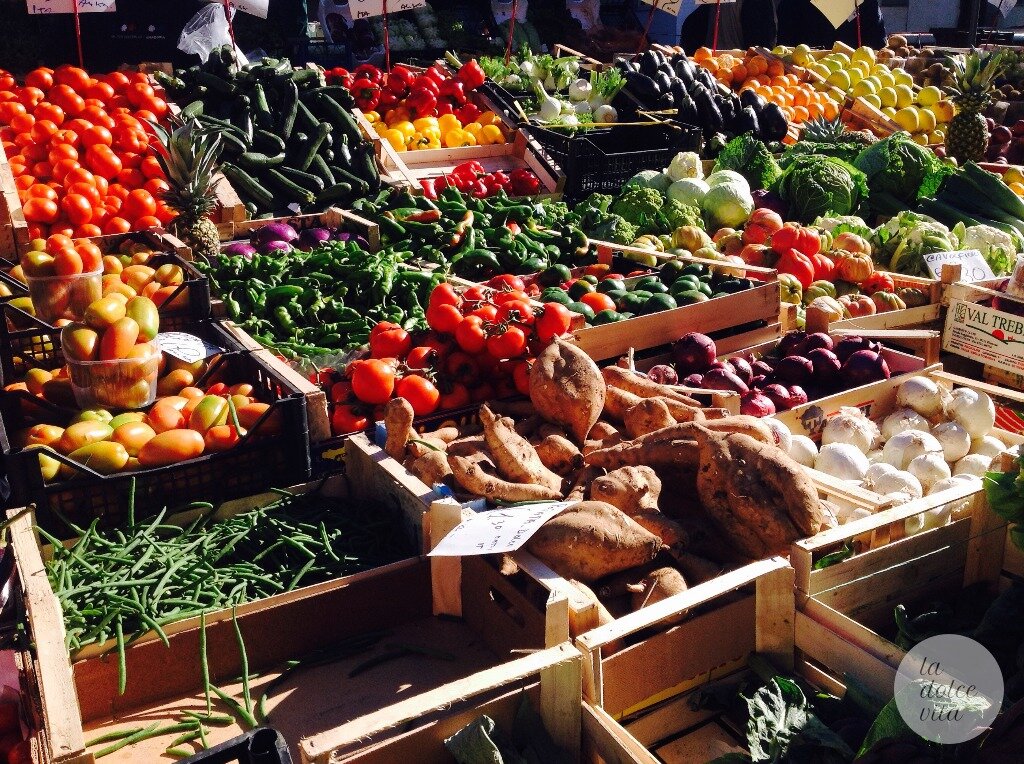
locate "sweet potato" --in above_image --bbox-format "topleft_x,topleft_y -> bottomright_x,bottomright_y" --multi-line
419,426 -> 461,443
533,434 -> 584,475
567,580 -> 624,654
591,466 -> 661,515
566,465 -> 601,502
666,549 -> 725,585
446,435 -> 486,457
408,451 -> 452,487
585,438 -> 700,469
514,415 -> 544,438
632,512 -> 687,546
530,337 -> 605,444
602,366 -> 702,406
603,386 -> 644,422
479,404 -> 562,492
623,398 -> 676,438
588,421 -> 620,441
627,567 -> 688,626
383,397 -> 414,460
525,501 -> 662,582
407,437 -> 449,460
448,455 -> 563,502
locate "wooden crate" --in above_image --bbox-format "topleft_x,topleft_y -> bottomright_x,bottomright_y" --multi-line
0,139 -> 28,261
11,478 -> 570,764
214,207 -> 381,251
804,306 -> 942,365
807,272 -> 943,331
573,556 -> 895,762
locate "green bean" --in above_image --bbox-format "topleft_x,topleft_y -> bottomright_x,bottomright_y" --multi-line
115,619 -> 127,695
85,726 -> 147,747
93,723 -> 196,758
165,747 -> 193,759
168,729 -> 203,747
232,607 -> 253,714
127,476 -> 137,527
200,612 -> 211,715
183,711 -> 233,726
91,722 -> 159,756
211,685 -> 258,729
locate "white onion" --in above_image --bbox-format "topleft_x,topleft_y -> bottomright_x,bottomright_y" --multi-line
763,418 -> 792,454
844,507 -> 873,526
788,435 -> 818,467
930,474 -> 982,522
815,443 -> 870,480
896,377 -> 947,418
867,449 -> 885,464
947,388 -> 996,438
881,407 -> 931,440
826,492 -> 862,524
864,462 -> 897,486
971,435 -> 1006,459
872,470 -> 923,499
931,421 -> 971,462
953,453 -> 993,477
882,430 -> 943,470
908,452 -> 951,491
822,408 -> 880,454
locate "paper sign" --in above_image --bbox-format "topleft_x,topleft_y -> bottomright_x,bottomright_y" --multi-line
156,332 -> 224,364
349,0 -> 426,20
27,0 -> 115,14
428,502 -> 573,557
811,0 -> 857,29
233,0 -> 268,20
694,0 -> 737,5
923,249 -> 995,282
943,298 -> 1024,374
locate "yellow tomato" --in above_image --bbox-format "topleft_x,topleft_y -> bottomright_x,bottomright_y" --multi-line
480,124 -> 505,145
384,129 -> 408,152
444,128 -> 476,148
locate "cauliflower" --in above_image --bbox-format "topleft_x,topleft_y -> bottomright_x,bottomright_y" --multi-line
963,224 -> 1017,276
611,186 -> 664,227
667,151 -> 702,182
813,215 -> 873,238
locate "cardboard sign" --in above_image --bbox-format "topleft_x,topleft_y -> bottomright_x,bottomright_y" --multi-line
156,332 -> 224,364
923,249 -> 995,282
28,0 -> 115,14
428,502 -> 572,557
943,298 -> 1024,374
349,0 -> 426,19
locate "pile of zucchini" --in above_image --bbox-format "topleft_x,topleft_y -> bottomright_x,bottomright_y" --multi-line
155,47 -> 381,217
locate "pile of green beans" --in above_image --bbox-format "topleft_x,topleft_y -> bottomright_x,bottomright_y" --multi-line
45,485 -> 413,694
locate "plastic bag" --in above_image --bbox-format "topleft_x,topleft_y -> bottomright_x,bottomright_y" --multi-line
178,4 -> 248,65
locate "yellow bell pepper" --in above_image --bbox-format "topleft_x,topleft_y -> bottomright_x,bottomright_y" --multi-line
373,121 -> 389,136
463,122 -> 483,139
363,111 -> 380,123
480,124 -> 505,145
409,131 -> 433,150
392,120 -> 416,139
438,114 -> 461,133
383,129 -> 408,152
477,111 -> 499,126
444,128 -> 477,148
384,107 -> 411,126
413,116 -> 439,133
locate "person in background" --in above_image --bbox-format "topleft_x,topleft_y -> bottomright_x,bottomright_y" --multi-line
679,0 -> 778,54
777,0 -> 886,49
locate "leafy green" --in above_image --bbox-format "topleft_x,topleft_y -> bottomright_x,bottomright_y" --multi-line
777,156 -> 869,224
742,677 -> 852,763
713,135 -> 782,191
812,544 -> 853,570
854,132 -> 954,213
856,694 -> 916,757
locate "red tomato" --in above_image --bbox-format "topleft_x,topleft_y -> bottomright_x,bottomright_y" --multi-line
61,193 -> 92,226
428,282 -> 462,309
426,302 -> 463,334
486,325 -> 527,359
395,375 -> 440,415
486,274 -> 525,292
120,189 -> 156,220
331,404 -> 368,434
439,382 -> 470,409
22,197 -> 58,223
351,359 -> 395,404
495,298 -> 534,326
405,345 -> 437,370
469,303 -> 498,322
535,303 -> 572,341
513,359 -> 532,395
444,351 -> 480,385
370,326 -> 412,359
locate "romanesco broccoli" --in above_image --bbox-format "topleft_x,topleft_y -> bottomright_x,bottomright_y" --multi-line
611,187 -> 664,227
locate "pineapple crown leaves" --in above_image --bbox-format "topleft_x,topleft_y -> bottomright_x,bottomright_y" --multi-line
945,49 -> 1006,101
147,116 -> 223,223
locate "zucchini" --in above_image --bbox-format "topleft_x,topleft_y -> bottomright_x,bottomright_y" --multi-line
351,143 -> 381,190
194,71 -> 236,96
181,100 -> 204,118
237,152 -> 286,170
299,123 -> 331,171
251,83 -> 273,130
222,163 -> 274,210
253,129 -> 286,154
316,182 -> 354,206
279,166 -> 326,193
279,80 -> 299,140
308,91 -> 362,143
308,155 -> 336,186
327,166 -> 369,196
265,168 -> 315,206
291,68 -> 323,88
295,99 -> 319,133
218,131 -> 248,157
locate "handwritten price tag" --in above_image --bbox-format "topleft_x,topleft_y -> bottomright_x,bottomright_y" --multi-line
349,0 -> 425,20
428,502 -> 573,557
156,333 -> 224,364
27,0 -> 115,14
923,249 -> 995,282
233,0 -> 269,19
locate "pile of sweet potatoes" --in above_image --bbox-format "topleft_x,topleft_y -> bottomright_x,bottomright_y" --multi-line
382,337 -> 833,637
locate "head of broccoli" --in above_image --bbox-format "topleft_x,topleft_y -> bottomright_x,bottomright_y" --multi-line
610,187 -> 664,227
592,215 -> 638,245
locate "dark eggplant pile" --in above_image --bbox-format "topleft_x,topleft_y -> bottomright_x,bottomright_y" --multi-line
616,49 -> 789,147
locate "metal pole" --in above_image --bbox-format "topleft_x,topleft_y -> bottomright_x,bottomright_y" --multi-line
968,0 -> 982,47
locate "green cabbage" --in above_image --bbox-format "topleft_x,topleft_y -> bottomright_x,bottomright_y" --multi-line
854,132 -> 954,213
777,155 -> 869,224
712,135 -> 782,191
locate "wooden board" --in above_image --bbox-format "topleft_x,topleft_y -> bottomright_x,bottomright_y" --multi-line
0,139 -> 29,260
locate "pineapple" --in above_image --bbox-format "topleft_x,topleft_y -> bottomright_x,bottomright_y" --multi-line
152,117 -> 223,261
946,50 -> 1004,164
802,115 -> 875,147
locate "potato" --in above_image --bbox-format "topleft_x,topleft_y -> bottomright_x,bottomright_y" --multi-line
530,337 -> 605,444
525,501 -> 662,582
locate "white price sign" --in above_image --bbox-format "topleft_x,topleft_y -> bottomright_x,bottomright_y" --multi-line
811,0 -> 857,28
922,249 -> 995,282
349,0 -> 426,20
28,0 -> 114,14
156,333 -> 224,364
233,0 -> 269,20
943,298 -> 1024,374
428,502 -> 572,557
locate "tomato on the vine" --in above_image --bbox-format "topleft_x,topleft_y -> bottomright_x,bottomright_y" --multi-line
486,325 -> 527,359
469,303 -> 498,322
351,359 -> 395,404
495,299 -> 534,326
330,379 -> 353,403
426,302 -> 463,334
513,359 -> 532,395
444,351 -> 480,385
472,382 -> 495,402
491,289 -> 528,306
535,303 -> 572,341
454,315 -> 487,353
439,382 -> 470,409
428,283 -> 462,309
395,375 -> 440,415
487,274 -> 526,292
405,345 -> 437,370
331,404 -> 368,434
370,325 -> 411,358
461,286 -> 488,303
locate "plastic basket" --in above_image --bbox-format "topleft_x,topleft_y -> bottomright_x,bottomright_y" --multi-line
25,269 -> 102,324
0,253 -> 210,383
179,728 -> 292,764
524,120 -> 702,205
0,324 -> 312,537
66,349 -> 160,410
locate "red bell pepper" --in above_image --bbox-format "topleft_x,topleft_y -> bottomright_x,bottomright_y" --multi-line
457,60 -> 487,91
354,64 -> 383,84
351,77 -> 382,111
439,79 -> 467,105
420,178 -> 440,200
405,88 -> 438,119
377,90 -> 399,110
776,248 -> 816,290
456,102 -> 481,125
387,66 -> 412,96
425,64 -> 449,87
436,101 -> 454,116
411,74 -> 440,95
469,178 -> 491,199
452,160 -> 485,181
508,168 -> 541,196
490,170 -> 510,190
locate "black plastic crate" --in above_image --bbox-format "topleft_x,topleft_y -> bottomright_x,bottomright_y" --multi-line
0,327 -> 312,537
179,728 -> 292,764
524,121 -> 702,205
0,253 -> 211,383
